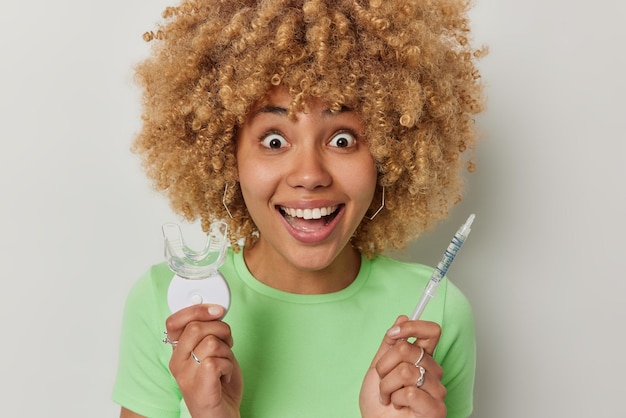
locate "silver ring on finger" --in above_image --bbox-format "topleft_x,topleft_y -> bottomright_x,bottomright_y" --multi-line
191,350 -> 202,365
413,346 -> 425,367
162,331 -> 178,348
415,365 -> 426,388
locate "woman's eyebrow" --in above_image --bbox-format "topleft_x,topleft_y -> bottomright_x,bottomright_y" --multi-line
251,105 -> 288,117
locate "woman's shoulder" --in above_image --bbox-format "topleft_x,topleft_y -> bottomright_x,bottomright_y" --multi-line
369,254 -> 468,293
122,262 -> 174,316
130,262 -> 174,295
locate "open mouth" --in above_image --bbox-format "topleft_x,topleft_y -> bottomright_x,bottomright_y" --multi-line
278,205 -> 342,231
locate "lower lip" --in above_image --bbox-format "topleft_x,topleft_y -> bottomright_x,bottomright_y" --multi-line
278,206 -> 344,244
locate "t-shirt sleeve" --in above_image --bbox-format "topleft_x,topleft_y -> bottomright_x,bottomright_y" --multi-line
111,266 -> 182,418
436,278 -> 476,418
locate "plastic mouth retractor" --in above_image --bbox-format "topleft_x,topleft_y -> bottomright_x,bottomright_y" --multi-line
163,221 -> 228,280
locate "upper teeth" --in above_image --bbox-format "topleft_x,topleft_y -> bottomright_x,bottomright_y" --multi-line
281,206 -> 338,220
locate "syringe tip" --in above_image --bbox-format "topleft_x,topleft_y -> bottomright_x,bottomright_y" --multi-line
457,213 -> 475,237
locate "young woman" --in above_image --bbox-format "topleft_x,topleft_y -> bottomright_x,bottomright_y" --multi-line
112,1 -> 485,417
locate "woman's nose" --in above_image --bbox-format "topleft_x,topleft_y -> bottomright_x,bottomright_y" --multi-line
285,146 -> 332,190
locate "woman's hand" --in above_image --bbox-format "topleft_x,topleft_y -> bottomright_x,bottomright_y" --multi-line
165,304 -> 243,418
360,316 -> 446,418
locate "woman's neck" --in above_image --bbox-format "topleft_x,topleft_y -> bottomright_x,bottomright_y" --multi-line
242,243 -> 361,294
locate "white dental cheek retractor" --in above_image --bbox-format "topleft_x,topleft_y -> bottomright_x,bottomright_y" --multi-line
162,221 -> 231,313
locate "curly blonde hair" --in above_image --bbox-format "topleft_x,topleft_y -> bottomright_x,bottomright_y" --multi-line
134,0 -> 486,257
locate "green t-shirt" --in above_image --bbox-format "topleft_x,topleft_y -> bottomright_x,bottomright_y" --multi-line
112,249 -> 475,417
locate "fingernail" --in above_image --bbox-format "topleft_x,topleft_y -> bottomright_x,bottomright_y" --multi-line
386,326 -> 401,337
208,306 -> 222,316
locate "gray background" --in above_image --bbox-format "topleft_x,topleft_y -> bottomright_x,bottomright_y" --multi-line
1,0 -> 624,416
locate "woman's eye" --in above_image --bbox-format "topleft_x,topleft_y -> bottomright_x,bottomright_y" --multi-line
261,133 -> 288,149
328,131 -> 357,148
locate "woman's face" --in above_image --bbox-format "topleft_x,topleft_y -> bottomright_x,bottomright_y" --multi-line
236,87 -> 377,283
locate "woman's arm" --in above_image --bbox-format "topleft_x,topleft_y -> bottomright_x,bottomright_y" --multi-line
120,407 -> 144,418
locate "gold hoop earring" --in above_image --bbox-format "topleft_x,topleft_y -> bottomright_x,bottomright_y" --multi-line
222,184 -> 234,219
365,186 -> 385,221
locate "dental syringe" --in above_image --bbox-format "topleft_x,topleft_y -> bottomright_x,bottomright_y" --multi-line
410,214 -> 475,320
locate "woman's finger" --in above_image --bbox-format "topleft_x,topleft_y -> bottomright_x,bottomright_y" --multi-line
373,316 -> 445,406
189,355 -> 236,384
189,334 -> 235,364
388,385 -> 447,417
375,341 -> 443,383
164,304 -> 227,342
378,357 -> 446,405
170,320 -> 233,365
385,317 -> 442,355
